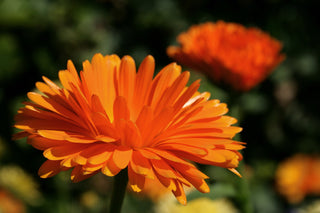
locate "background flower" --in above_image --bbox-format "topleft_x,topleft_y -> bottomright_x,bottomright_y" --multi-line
297,200 -> 320,213
275,154 -> 320,203
155,197 -> 238,213
167,21 -> 285,91
0,166 -> 41,206
0,189 -> 26,213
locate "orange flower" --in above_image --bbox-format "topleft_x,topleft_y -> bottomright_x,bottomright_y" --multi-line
167,21 -> 285,91
13,54 -> 245,204
0,189 -> 25,213
276,154 -> 320,203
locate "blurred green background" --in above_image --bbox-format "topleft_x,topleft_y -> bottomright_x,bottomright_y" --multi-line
0,0 -> 319,212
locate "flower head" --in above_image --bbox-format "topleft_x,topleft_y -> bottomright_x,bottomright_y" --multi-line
13,54 -> 244,204
167,21 -> 285,91
276,154 -> 320,203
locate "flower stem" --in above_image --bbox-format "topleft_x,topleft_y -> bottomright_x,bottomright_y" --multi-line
109,168 -> 128,213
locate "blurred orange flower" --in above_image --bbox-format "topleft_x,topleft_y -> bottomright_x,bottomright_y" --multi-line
13,54 -> 244,204
167,21 -> 285,91
276,154 -> 320,203
0,189 -> 25,213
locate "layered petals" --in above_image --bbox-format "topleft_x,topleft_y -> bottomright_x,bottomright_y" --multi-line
13,54 -> 245,204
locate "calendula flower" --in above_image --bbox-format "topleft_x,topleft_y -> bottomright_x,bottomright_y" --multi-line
276,154 -> 320,203
167,21 -> 285,91
13,54 -> 244,204
0,189 -> 26,213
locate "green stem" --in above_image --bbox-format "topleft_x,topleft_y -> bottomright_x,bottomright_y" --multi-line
109,168 -> 128,213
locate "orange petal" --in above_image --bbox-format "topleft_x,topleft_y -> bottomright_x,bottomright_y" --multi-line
154,71 -> 190,115
12,131 -> 30,140
138,149 -> 161,160
117,56 -> 136,106
173,164 -> 210,193
229,168 -> 242,177
128,164 -> 145,192
91,111 -> 118,140
154,171 -> 177,191
60,155 -> 78,167
147,148 -> 192,166
173,79 -> 200,111
143,107 -> 175,146
71,165 -> 98,183
87,148 -> 114,165
27,136 -> 65,150
150,158 -> 177,179
136,106 -> 154,144
113,96 -> 130,123
43,144 -> 88,160
87,54 -> 120,120
58,70 -> 76,92
38,160 -> 63,178
67,60 -> 81,84
223,143 -> 246,150
172,180 -> 187,205
27,92 -> 71,117
170,162 -> 209,179
112,146 -> 132,169
118,120 -> 142,147
101,154 -> 122,176
82,163 -> 104,174
148,63 -> 181,107
134,55 -> 155,112
157,143 -> 208,156
38,130 -> 97,143
36,81 -> 56,96
130,151 -> 154,178
42,76 -> 62,95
